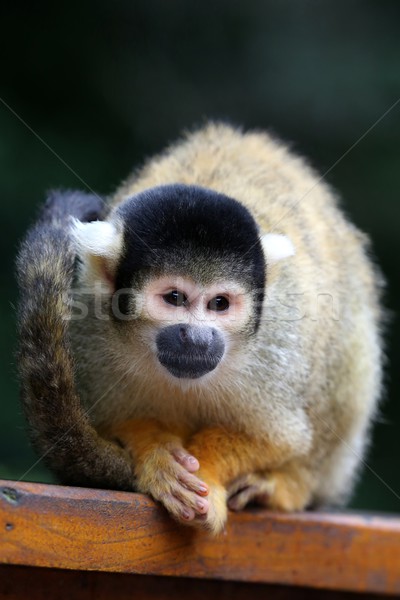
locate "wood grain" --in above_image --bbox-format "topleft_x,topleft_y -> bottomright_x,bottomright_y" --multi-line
1,480 -> 400,595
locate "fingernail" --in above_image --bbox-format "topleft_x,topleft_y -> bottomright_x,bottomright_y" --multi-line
188,456 -> 197,464
182,509 -> 191,520
198,485 -> 208,494
197,500 -> 206,510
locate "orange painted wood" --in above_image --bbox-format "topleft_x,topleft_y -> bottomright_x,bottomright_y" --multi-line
1,479 -> 400,596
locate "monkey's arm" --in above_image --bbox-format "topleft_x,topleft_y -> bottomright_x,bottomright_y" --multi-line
106,418 -> 313,534
188,427 -> 313,517
104,419 -> 210,522
16,191 -> 134,489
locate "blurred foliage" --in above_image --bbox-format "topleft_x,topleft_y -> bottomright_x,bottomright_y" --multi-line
0,0 -> 399,512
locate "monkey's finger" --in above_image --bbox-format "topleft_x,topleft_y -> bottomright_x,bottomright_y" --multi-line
177,469 -> 209,496
171,485 -> 210,515
170,448 -> 200,472
159,492 -> 196,522
193,485 -> 228,534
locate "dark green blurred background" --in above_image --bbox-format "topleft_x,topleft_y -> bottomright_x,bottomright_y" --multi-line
0,1 -> 399,512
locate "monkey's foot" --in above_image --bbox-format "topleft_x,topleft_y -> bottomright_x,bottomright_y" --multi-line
135,445 -> 211,524
227,469 -> 311,512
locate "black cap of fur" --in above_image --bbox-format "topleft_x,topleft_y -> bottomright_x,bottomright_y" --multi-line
115,184 -> 266,326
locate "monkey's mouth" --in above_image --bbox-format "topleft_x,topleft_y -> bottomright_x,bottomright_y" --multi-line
157,351 -> 223,379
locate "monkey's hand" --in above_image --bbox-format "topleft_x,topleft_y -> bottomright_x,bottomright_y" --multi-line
104,419 -> 211,525
135,444 -> 212,524
186,427 -> 311,533
227,463 -> 313,512
227,473 -> 273,510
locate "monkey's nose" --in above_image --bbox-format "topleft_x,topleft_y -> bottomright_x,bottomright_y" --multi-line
156,323 -> 225,379
178,324 -> 215,350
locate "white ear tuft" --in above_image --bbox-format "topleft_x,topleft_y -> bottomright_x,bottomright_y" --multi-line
261,233 -> 295,265
71,219 -> 123,260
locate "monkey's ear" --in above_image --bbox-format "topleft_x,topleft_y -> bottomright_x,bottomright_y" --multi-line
72,219 -> 123,261
261,233 -> 295,265
72,219 -> 123,286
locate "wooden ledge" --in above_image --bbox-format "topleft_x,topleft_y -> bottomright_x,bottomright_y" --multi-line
1,479 -> 400,596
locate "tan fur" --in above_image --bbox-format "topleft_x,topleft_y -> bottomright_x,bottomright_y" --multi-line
71,123 -> 383,533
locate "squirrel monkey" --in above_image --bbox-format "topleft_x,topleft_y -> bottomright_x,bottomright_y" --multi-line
16,124 -> 383,534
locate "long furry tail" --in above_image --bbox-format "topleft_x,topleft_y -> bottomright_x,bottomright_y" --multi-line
16,190 -> 134,489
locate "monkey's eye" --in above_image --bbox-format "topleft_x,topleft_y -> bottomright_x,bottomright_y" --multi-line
207,295 -> 230,312
163,290 -> 188,307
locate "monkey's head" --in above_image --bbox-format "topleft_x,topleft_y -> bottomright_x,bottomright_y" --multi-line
73,185 -> 294,383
